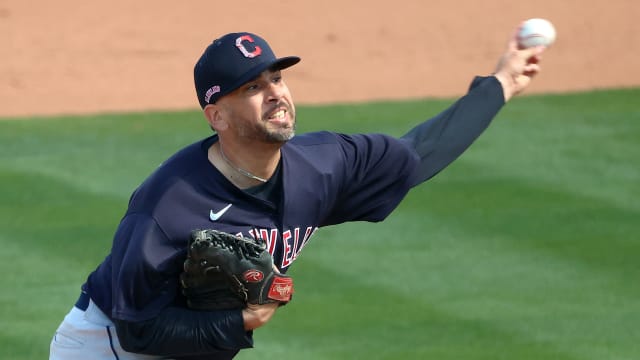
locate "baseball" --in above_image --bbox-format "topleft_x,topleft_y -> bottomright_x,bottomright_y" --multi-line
517,18 -> 556,48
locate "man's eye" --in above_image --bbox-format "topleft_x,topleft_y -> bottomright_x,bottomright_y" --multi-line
272,76 -> 282,83
246,84 -> 259,91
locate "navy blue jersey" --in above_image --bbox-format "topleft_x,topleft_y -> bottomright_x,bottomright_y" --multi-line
81,75 -> 505,358
86,130 -> 419,322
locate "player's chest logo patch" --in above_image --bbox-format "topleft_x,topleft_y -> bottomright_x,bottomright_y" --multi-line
209,204 -> 233,221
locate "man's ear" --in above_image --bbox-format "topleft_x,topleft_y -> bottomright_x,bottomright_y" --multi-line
204,104 -> 229,132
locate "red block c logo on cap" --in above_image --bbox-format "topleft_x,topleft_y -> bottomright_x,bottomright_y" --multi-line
235,35 -> 262,58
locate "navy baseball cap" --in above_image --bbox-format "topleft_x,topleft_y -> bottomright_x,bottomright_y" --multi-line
194,32 -> 301,108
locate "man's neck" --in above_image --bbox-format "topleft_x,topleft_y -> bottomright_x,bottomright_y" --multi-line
208,141 -> 281,189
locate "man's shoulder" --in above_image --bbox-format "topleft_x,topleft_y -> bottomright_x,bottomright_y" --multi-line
127,137 -> 212,208
281,132 -> 348,172
288,131 -> 340,146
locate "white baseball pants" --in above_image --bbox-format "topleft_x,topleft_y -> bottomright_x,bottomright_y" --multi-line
49,294 -> 164,360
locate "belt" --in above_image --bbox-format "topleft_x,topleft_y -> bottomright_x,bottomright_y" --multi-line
74,291 -> 90,311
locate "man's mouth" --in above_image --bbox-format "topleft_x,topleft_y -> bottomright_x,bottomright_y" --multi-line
268,109 -> 286,120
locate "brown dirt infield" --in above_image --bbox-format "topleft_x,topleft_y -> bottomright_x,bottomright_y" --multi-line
1,0 -> 638,118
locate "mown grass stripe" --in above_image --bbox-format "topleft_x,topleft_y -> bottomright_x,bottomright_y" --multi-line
0,88 -> 638,359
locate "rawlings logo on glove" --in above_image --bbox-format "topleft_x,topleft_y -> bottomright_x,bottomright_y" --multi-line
269,277 -> 294,301
180,229 -> 294,310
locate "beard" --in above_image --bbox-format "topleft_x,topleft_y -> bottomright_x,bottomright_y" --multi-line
232,110 -> 296,144
257,102 -> 296,143
224,100 -> 297,144
263,120 -> 296,142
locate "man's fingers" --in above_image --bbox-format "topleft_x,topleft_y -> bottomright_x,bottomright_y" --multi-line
507,36 -> 519,52
521,45 -> 546,60
523,63 -> 541,77
508,22 -> 525,50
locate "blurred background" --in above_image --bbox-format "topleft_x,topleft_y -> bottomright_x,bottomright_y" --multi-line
1,0 -> 639,118
1,1 -> 639,359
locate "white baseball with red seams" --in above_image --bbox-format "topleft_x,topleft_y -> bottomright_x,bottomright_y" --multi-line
517,18 -> 557,48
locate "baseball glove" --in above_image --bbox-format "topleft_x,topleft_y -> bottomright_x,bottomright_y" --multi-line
180,229 -> 294,311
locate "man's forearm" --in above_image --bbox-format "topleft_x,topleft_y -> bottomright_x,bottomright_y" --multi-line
242,302 -> 279,330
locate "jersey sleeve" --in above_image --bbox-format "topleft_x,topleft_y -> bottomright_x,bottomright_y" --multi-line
321,76 -> 504,225
321,133 -> 420,225
114,307 -> 251,357
110,213 -> 182,321
400,76 -> 505,185
109,213 -> 252,355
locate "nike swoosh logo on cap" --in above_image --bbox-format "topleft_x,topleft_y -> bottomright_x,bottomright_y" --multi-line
209,204 -> 232,221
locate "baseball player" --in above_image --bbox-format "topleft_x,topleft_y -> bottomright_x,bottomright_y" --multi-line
49,28 -> 545,359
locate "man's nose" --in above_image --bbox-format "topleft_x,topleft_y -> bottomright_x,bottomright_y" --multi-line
265,83 -> 284,102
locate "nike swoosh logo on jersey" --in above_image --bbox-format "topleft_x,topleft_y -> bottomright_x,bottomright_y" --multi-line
209,204 -> 232,221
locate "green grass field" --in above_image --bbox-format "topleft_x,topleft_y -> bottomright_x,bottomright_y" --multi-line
1,88 -> 639,359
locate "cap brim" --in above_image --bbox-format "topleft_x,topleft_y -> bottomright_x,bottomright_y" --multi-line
219,56 -> 301,101
270,56 -> 301,71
